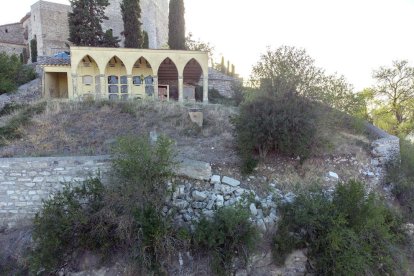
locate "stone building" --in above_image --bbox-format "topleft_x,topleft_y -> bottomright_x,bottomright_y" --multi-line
0,0 -> 168,61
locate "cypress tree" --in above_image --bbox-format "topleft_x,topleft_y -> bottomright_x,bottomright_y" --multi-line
142,31 -> 149,49
168,0 -> 186,50
30,38 -> 37,63
68,0 -> 119,47
220,56 -> 225,74
121,0 -> 143,48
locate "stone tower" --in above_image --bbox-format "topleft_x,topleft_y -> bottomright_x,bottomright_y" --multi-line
103,0 -> 168,49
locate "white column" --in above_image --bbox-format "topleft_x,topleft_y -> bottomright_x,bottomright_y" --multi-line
99,74 -> 106,99
178,76 -> 184,102
71,73 -> 78,99
153,75 -> 159,100
203,74 -> 209,103
127,75 -> 133,98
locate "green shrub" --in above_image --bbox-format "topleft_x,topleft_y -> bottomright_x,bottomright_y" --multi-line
0,52 -> 36,94
111,134 -> 176,210
273,180 -> 406,275
30,178 -> 106,274
233,92 -> 318,174
389,139 -> 414,219
194,206 -> 259,275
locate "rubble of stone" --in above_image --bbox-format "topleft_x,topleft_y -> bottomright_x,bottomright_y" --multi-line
165,175 -> 298,233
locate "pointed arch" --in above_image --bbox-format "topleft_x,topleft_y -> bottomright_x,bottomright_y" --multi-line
130,56 -> 155,99
183,58 -> 203,101
105,56 -> 128,100
76,55 -> 101,97
158,57 -> 179,101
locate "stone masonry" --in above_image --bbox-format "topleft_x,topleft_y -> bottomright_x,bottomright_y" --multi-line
0,155 -> 212,228
0,0 -> 168,62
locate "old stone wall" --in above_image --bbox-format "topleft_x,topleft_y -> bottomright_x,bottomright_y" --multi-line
200,68 -> 241,98
0,156 -> 111,228
0,42 -> 26,56
0,155 -> 212,228
364,122 -> 401,184
31,1 -> 71,56
105,0 -> 168,49
0,23 -> 24,45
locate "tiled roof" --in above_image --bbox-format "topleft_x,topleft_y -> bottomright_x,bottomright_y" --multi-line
38,56 -> 71,66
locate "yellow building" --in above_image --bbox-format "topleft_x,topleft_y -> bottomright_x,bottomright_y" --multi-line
40,47 -> 209,102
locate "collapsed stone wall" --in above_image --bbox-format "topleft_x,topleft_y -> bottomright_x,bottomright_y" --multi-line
365,122 -> 400,182
200,68 -> 242,98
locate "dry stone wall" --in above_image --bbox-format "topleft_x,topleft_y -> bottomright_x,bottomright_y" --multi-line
0,156 -> 111,228
0,155 -> 213,229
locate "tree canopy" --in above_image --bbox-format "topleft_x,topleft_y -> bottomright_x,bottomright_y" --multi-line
250,46 -> 362,114
372,60 -> 414,134
121,0 -> 143,48
168,0 -> 186,50
68,0 -> 119,47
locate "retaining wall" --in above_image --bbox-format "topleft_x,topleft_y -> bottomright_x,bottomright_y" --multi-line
0,155 -> 211,228
0,156 -> 111,228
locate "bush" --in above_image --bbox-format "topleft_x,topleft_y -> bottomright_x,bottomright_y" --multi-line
194,206 -> 259,275
0,52 -> 36,94
389,139 -> 414,220
273,180 -> 406,275
111,134 -> 176,210
30,178 -> 106,274
233,92 -> 318,174
30,134 -> 180,273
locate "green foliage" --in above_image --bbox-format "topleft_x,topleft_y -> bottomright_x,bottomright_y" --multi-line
372,60 -> 414,136
121,0 -> 143,48
0,52 -> 35,94
168,0 -> 186,50
30,38 -> 37,63
389,139 -> 414,220
101,29 -> 120,47
111,134 -> 176,210
194,206 -> 259,275
234,93 -> 317,174
142,30 -> 149,49
251,46 -> 362,114
30,178 -> 106,274
185,32 -> 215,59
273,180 -> 405,275
69,0 -> 119,47
30,134 -> 180,273
133,206 -> 175,272
0,102 -> 45,144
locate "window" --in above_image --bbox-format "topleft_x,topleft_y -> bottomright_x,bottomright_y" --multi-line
145,76 -> 154,96
82,75 -> 93,85
107,75 -> 128,100
133,76 -> 141,86
108,75 -> 118,84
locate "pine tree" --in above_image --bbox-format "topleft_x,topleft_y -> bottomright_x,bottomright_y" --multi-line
69,0 -> 119,47
121,0 -> 143,48
168,0 -> 186,50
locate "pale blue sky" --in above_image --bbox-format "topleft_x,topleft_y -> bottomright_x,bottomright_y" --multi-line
2,0 -> 414,90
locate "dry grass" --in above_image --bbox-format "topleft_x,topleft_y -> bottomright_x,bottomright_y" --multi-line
0,100 -> 237,164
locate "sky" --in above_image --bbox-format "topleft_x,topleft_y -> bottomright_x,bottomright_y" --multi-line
2,0 -> 414,91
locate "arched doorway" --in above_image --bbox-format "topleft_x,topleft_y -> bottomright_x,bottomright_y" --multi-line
157,58 -> 179,101
183,58 -> 204,101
